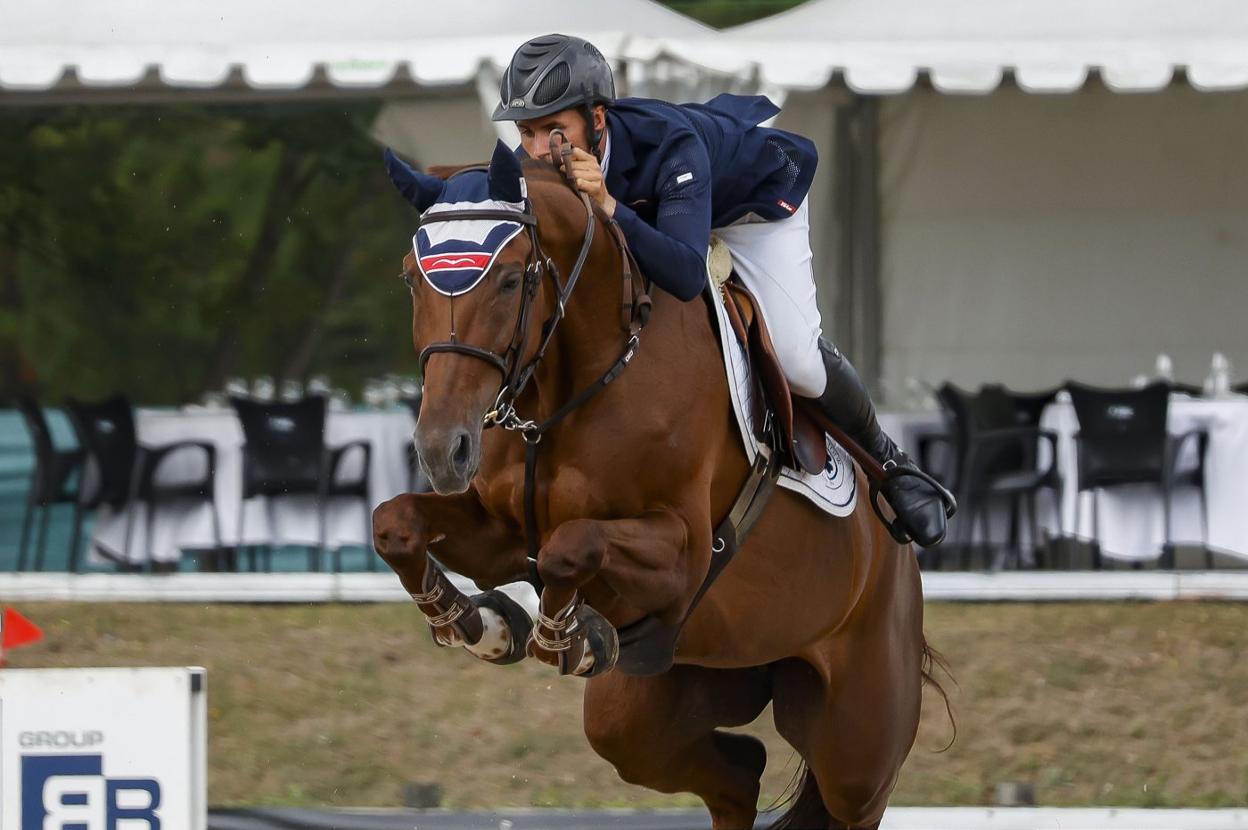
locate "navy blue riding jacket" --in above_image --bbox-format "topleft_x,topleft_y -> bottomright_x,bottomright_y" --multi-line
522,94 -> 818,302
610,94 -> 817,301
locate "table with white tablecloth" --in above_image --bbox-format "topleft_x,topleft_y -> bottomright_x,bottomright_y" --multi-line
880,399 -> 1248,564
91,408 -> 417,565
88,401 -> 1248,567
1040,398 -> 1248,563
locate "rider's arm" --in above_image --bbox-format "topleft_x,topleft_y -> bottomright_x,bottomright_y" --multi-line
610,137 -> 711,302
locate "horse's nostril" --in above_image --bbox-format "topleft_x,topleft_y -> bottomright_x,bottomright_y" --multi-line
450,432 -> 470,471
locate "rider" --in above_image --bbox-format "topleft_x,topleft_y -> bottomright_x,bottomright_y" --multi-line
493,34 -> 951,547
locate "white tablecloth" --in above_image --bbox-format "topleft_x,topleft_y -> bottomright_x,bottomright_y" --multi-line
91,409 -> 416,565
872,402 -> 1248,564
1041,398 -> 1248,562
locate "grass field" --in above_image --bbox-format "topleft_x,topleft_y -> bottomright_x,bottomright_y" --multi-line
5,601 -> 1246,809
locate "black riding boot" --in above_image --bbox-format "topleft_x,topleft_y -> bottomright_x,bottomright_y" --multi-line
810,338 -> 951,547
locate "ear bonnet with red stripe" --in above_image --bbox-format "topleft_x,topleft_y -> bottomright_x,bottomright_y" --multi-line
384,141 -> 528,296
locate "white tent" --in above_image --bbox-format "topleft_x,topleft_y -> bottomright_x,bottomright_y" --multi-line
0,0 -> 716,164
641,0 -> 1248,394
644,0 -> 1248,93
0,0 -> 711,93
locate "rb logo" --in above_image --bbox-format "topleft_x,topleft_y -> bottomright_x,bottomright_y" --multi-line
21,754 -> 161,829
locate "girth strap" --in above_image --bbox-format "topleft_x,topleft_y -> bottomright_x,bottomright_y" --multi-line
612,436 -> 782,677
688,443 -> 781,624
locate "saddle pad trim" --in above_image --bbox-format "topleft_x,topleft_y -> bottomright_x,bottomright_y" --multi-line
706,273 -> 857,518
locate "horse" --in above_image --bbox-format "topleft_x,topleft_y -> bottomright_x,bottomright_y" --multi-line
371,139 -> 936,830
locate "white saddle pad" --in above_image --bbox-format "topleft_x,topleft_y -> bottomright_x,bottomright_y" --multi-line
707,275 -> 858,518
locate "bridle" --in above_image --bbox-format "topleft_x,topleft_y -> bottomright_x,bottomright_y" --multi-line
409,187 -> 548,416
406,133 -> 647,429
403,132 -> 651,566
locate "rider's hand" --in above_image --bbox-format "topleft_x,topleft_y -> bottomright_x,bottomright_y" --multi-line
566,147 -> 617,217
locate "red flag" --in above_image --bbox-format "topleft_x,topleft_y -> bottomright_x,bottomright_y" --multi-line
2,607 -> 44,651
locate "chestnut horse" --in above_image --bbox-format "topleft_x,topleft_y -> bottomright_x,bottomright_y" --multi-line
372,141 -> 932,830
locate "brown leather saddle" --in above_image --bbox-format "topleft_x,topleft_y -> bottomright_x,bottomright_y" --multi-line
718,280 -> 828,476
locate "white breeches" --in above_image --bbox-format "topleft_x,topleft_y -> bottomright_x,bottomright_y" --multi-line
714,199 -> 828,398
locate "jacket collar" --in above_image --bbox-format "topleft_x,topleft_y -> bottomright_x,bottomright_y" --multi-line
603,110 -> 636,194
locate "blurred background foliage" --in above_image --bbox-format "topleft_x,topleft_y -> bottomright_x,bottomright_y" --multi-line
0,0 -> 804,405
0,104 -> 416,404
662,0 -> 803,28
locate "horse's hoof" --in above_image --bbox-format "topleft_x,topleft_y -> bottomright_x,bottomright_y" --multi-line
471,589 -> 533,665
428,624 -> 457,648
573,604 -> 619,678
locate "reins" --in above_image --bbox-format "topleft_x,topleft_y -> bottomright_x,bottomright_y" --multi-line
507,134 -> 651,569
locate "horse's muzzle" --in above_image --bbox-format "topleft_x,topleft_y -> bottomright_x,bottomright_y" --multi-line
417,424 -> 481,495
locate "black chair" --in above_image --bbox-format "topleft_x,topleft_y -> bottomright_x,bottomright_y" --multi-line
994,385 -> 1062,429
989,384 -> 1065,564
66,395 -> 221,573
231,395 -> 373,572
1066,381 -> 1208,569
15,398 -> 85,571
931,383 -> 1061,571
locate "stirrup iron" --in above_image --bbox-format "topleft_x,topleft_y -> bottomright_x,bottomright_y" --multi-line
869,463 -> 958,545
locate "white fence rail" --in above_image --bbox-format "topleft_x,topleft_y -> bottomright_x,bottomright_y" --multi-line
3,571 -> 1248,604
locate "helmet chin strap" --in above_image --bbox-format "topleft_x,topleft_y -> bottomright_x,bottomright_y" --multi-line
582,103 -> 603,163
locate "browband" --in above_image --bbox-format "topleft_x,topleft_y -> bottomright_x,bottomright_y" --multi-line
419,209 -> 537,227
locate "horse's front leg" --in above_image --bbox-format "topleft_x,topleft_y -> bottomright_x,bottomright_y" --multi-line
528,509 -> 697,676
373,491 -> 532,664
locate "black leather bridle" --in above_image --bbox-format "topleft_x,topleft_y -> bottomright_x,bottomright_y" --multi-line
402,134 -> 651,565
407,183 -> 554,421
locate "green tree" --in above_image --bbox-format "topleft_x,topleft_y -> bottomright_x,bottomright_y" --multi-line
0,104 -> 416,405
658,0 -> 807,28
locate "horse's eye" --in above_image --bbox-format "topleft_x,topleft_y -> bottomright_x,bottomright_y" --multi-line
499,270 -> 522,293
400,272 -> 415,290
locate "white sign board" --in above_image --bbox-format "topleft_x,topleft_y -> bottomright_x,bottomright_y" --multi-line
0,667 -> 206,830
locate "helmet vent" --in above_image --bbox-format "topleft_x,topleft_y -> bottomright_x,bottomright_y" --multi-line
532,62 -> 571,106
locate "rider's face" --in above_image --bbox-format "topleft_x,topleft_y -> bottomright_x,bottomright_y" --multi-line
516,106 -> 605,161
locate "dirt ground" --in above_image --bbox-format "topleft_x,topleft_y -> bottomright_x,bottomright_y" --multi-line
6,601 -> 1246,809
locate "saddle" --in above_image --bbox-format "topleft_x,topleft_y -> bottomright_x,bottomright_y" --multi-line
718,279 -> 829,477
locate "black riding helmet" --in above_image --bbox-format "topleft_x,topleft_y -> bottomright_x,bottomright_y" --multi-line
493,34 -> 616,157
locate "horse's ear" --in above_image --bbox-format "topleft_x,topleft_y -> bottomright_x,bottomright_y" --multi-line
487,139 -> 525,203
384,148 -> 444,211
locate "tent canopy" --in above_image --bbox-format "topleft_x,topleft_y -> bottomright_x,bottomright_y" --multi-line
11,0 -> 1246,99
0,0 -> 711,96
636,0 -> 1248,93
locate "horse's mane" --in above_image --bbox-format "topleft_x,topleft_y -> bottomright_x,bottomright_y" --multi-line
425,162 -> 482,180
518,158 -> 567,185
424,157 -> 612,229
425,158 -> 564,186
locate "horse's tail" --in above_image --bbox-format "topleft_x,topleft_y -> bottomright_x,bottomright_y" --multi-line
766,762 -> 828,830
921,633 -> 959,750
768,637 -> 956,830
